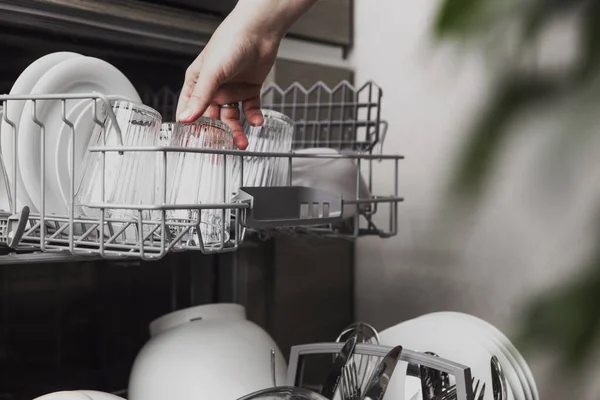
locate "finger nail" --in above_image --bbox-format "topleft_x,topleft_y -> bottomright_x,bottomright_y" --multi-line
178,108 -> 192,121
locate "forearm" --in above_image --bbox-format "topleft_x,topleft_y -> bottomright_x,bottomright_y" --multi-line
230,0 -> 319,40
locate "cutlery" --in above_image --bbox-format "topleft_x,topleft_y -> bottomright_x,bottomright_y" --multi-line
432,377 -> 485,400
420,351 -> 451,400
361,345 -> 403,400
340,361 -> 360,400
490,356 -> 507,400
336,322 -> 380,392
320,335 -> 358,399
271,349 -> 277,387
237,386 -> 329,400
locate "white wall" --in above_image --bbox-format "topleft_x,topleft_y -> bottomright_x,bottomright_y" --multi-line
350,1 -> 600,399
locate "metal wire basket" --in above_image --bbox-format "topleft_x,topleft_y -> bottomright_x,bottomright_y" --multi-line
0,81 -> 403,261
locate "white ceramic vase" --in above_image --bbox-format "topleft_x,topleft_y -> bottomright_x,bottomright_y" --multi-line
128,303 -> 287,400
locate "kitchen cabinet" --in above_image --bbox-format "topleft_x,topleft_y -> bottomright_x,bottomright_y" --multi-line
145,0 -> 353,48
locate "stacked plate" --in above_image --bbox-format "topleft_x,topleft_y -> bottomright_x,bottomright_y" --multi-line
0,52 -> 141,215
379,312 -> 538,400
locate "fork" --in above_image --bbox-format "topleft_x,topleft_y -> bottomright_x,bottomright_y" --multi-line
340,362 -> 361,400
433,377 -> 485,400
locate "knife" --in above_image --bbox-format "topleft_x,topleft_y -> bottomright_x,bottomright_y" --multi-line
361,345 -> 403,400
320,335 -> 358,399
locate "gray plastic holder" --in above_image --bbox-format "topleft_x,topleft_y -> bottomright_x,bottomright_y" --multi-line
0,206 -> 30,249
287,342 -> 474,400
233,187 -> 344,229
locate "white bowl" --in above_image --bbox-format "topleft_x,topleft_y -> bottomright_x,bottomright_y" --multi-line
34,391 -> 125,400
76,391 -> 126,400
128,304 -> 287,400
292,148 -> 371,218
34,392 -> 92,400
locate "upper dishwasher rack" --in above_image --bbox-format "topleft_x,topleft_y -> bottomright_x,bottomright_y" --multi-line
0,81 -> 404,261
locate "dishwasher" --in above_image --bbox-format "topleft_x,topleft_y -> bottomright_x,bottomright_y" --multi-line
0,2 -> 489,400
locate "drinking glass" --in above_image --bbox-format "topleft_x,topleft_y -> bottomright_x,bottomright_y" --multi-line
167,118 -> 234,247
232,109 -> 294,193
0,106 -> 12,212
75,100 -> 162,214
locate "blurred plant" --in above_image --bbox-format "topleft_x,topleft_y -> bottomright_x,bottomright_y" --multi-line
434,0 -> 600,369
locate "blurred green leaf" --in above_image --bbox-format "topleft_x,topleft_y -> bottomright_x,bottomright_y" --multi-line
523,0 -> 584,41
434,0 -> 485,36
516,250 -> 600,369
579,0 -> 600,77
451,74 -> 569,198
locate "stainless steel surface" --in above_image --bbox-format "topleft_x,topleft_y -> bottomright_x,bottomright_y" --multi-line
0,0 -> 217,55
287,343 -> 474,400
321,336 -> 358,399
491,356 -> 507,400
361,345 -> 402,400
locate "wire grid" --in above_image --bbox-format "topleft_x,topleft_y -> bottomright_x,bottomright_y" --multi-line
261,81 -> 383,152
0,93 -> 246,260
141,81 -> 384,153
0,85 -> 402,260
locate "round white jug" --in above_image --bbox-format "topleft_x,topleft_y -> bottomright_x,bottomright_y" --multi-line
128,303 -> 287,400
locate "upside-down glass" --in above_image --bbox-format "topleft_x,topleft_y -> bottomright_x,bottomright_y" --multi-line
167,118 -> 234,247
0,106 -> 12,212
75,100 -> 162,214
232,109 -> 294,193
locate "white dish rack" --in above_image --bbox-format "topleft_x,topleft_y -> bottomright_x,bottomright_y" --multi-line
0,81 -> 404,261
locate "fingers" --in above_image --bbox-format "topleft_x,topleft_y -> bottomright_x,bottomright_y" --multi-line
242,96 -> 263,126
203,104 -> 221,119
220,106 -> 248,150
178,76 -> 221,122
176,54 -> 203,118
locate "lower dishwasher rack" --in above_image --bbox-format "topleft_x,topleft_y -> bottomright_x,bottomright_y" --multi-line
0,82 -> 404,261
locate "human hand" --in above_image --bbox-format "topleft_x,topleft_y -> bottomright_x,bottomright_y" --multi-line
176,8 -> 281,149
176,0 -> 318,149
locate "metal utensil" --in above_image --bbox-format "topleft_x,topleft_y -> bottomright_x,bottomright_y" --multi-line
237,386 -> 330,400
361,345 -> 403,400
433,378 -> 485,400
321,335 -> 358,399
491,356 -> 507,400
271,349 -> 277,387
340,361 -> 361,400
336,322 -> 380,393
420,351 -> 452,400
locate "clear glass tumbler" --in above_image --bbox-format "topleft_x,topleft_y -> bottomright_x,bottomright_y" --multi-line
232,109 -> 294,193
75,100 -> 162,227
167,118 -> 234,247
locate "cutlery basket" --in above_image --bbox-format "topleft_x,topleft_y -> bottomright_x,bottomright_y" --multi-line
287,342 -> 475,400
0,81 -> 404,261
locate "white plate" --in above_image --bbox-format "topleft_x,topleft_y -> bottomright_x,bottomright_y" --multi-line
379,317 -> 495,400
416,312 -> 524,400
1,52 -> 82,211
426,312 -> 537,400
18,56 -> 141,214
